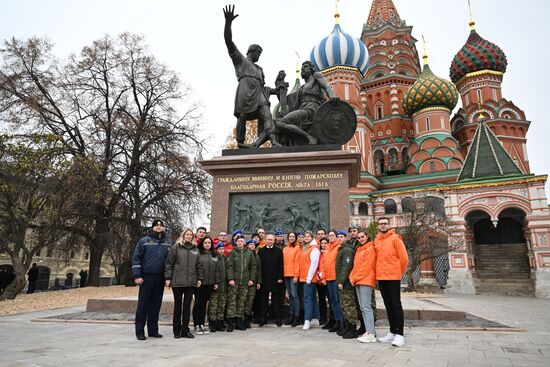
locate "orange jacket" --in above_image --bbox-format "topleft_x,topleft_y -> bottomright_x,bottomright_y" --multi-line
324,241 -> 340,281
283,243 -> 301,278
374,229 -> 408,281
318,250 -> 329,282
350,241 -> 376,287
299,244 -> 319,283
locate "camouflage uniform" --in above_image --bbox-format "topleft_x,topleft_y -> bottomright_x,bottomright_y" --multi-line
245,251 -> 262,316
339,287 -> 359,324
336,242 -> 358,324
226,247 -> 257,318
227,285 -> 249,318
209,254 -> 227,322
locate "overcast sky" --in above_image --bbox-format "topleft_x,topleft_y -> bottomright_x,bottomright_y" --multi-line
2,0 -> 549,198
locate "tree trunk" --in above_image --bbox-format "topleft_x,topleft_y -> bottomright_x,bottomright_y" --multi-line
123,217 -> 143,286
0,257 -> 27,301
406,266 -> 416,292
88,215 -> 109,286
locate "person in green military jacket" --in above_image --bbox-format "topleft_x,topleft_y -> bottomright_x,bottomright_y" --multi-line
244,239 -> 262,328
226,235 -> 257,332
209,243 -> 228,332
335,230 -> 359,340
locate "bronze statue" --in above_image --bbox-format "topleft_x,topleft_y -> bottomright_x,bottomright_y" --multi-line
223,4 -> 357,148
276,61 -> 339,145
223,5 -> 280,148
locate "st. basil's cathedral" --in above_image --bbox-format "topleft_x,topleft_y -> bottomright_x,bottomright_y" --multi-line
306,0 -> 550,297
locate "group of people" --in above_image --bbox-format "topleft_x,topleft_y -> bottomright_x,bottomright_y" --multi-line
132,217 -> 409,347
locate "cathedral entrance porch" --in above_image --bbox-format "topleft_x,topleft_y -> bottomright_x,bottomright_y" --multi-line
466,208 -> 534,296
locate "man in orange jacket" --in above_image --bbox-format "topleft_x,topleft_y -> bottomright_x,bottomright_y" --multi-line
374,217 -> 408,347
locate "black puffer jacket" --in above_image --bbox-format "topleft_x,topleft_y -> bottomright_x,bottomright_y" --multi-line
165,241 -> 204,287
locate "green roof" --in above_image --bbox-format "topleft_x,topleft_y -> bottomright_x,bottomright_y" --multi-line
458,122 -> 522,180
350,173 -> 538,199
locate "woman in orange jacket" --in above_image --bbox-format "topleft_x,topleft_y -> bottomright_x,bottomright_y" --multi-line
350,230 -> 377,343
283,232 -> 301,327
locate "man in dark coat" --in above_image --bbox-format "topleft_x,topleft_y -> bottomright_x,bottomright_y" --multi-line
79,269 -> 88,287
257,234 -> 284,326
132,219 -> 172,340
27,263 -> 39,294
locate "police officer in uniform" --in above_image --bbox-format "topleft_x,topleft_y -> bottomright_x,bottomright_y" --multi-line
132,219 -> 172,340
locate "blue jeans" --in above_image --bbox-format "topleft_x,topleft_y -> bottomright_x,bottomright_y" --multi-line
285,277 -> 300,316
356,285 -> 375,334
302,282 -> 320,321
326,280 -> 343,321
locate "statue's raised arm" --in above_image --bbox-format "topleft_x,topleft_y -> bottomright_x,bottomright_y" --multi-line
223,4 -> 239,55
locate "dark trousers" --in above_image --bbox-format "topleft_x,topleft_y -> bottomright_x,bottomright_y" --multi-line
378,280 -> 404,336
192,284 -> 213,327
27,279 -> 37,294
260,286 -> 283,321
317,284 -> 329,322
135,273 -> 164,336
172,286 -> 195,335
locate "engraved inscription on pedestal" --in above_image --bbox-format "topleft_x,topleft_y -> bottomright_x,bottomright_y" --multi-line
228,191 -> 329,234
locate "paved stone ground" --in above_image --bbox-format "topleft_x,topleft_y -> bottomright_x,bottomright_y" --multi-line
1,295 -> 549,367
35,311 -> 509,329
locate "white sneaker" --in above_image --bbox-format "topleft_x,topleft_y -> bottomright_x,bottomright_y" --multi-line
302,320 -> 311,330
310,319 -> 320,327
357,333 -> 377,343
195,326 -> 204,335
378,332 -> 395,343
202,326 -> 210,335
392,334 -> 405,347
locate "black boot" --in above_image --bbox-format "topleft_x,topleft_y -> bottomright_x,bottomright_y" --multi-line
245,315 -> 251,329
182,328 -> 195,339
210,320 -> 217,333
342,324 -> 358,339
285,316 -> 293,326
236,317 -> 247,331
337,320 -> 348,336
291,316 -> 300,327
322,319 -> 335,330
218,320 -> 226,331
226,318 -> 234,332
329,320 -> 340,333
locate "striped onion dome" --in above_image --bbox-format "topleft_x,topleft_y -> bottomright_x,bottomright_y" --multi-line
310,16 -> 369,76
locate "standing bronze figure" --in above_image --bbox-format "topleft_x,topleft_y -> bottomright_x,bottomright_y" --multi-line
223,5 -> 280,148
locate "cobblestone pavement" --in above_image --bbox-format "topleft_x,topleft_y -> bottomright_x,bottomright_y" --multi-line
0,295 -> 549,367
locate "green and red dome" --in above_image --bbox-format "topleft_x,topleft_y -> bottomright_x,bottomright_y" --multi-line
450,30 -> 507,83
403,62 -> 459,118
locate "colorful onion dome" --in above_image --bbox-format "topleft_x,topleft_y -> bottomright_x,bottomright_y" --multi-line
450,29 -> 507,83
403,59 -> 459,117
310,13 -> 369,75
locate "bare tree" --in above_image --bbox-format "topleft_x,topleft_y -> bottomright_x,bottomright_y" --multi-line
0,135 -> 71,299
0,34 -> 210,286
398,197 -> 460,291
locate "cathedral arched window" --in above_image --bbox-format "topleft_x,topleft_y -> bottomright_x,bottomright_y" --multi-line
402,147 -> 409,165
376,105 -> 383,119
384,199 -> 397,214
374,150 -> 385,175
358,202 -> 368,216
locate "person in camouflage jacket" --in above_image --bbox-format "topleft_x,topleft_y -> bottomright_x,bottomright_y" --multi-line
226,235 -> 257,332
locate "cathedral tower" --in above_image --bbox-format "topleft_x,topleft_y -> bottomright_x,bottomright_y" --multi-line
450,5 -> 530,173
